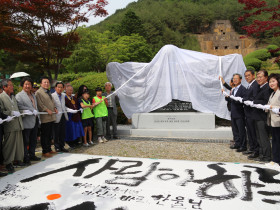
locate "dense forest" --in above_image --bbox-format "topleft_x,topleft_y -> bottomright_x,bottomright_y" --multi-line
1,0 -> 279,77
91,0 -> 279,53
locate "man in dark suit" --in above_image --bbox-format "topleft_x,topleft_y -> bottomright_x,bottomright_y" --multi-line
252,70 -> 272,162
242,70 -> 260,157
226,74 -> 247,152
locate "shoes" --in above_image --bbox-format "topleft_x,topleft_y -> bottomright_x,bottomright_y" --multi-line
236,148 -> 247,152
102,136 -> 108,142
248,153 -> 259,159
112,136 -> 119,139
256,157 -> 271,163
42,153 -> 52,158
30,156 -> 41,161
242,151 -> 253,155
0,171 -> 8,177
14,161 -> 27,167
98,137 -> 104,143
89,141 -> 94,145
6,163 -> 15,173
83,143 -> 90,147
230,145 -> 239,149
60,148 -> 69,153
23,160 -> 31,166
50,150 -> 57,154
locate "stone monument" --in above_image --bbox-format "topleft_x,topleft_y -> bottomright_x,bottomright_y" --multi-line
130,100 -> 233,140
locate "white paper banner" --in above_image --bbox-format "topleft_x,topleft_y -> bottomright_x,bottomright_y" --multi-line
0,154 -> 279,210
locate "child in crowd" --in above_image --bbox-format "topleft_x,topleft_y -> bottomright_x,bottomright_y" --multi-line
79,90 -> 94,147
92,87 -> 108,143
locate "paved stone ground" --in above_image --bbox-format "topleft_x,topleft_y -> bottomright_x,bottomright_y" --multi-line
72,137 -> 256,163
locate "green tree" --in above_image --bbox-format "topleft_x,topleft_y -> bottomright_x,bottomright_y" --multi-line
63,27 -> 104,73
63,28 -> 152,72
117,10 -> 145,37
104,33 -> 153,63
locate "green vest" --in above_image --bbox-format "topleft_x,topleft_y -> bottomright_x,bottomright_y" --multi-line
81,99 -> 94,120
93,96 -> 108,118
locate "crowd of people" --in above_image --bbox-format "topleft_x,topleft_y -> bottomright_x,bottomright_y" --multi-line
1,69 -> 279,176
0,76 -> 119,176
221,70 -> 280,170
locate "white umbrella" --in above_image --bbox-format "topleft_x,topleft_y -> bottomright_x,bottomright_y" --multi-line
9,72 -> 30,79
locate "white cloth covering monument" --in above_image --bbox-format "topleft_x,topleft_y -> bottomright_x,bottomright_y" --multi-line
106,45 -> 248,138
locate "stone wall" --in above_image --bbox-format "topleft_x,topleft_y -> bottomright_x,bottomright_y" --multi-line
197,20 -> 256,56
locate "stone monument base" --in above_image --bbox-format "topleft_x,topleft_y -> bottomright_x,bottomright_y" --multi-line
129,112 -> 233,140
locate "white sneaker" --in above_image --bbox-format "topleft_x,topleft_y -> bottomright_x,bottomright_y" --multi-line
98,137 -> 104,143
89,141 -> 94,145
102,136 -> 108,142
83,143 -> 89,147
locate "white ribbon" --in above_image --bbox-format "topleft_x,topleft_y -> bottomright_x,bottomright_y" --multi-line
0,108 -> 84,124
218,56 -> 224,90
222,92 -> 278,112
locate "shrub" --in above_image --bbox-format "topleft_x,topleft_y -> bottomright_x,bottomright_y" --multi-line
267,44 -> 279,51
266,44 -> 280,57
69,72 -> 109,96
245,49 -> 271,61
57,72 -> 99,82
244,57 -> 262,71
246,66 -> 255,71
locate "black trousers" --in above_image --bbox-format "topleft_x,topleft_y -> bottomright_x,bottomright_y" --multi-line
41,122 -> 53,154
255,120 -> 271,160
232,117 -> 247,149
246,117 -> 258,153
0,125 -> 3,164
231,120 -> 238,142
271,127 -> 280,164
22,118 -> 39,161
106,108 -> 117,136
53,115 -> 66,150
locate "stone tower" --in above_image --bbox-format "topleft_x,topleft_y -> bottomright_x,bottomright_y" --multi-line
197,20 -> 256,56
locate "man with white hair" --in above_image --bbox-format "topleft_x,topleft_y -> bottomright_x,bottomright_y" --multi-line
0,79 -> 24,173
102,82 -> 119,139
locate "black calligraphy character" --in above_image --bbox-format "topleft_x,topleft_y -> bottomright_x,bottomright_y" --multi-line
106,162 -> 160,187
20,158 -> 101,183
240,170 -> 265,201
189,199 -> 202,209
192,163 -> 240,200
244,165 -> 280,204
178,169 -> 194,186
84,160 -> 143,178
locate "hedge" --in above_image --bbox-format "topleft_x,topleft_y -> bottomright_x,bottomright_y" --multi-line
68,72 -> 109,96
244,57 -> 262,71
57,72 -> 101,83
245,49 -> 271,61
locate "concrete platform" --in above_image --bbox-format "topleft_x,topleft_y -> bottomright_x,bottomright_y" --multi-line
130,126 -> 233,140
116,125 -> 233,140
118,112 -> 233,140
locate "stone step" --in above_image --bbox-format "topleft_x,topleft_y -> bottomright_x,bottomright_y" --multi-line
130,127 -> 233,140
116,125 -> 233,140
